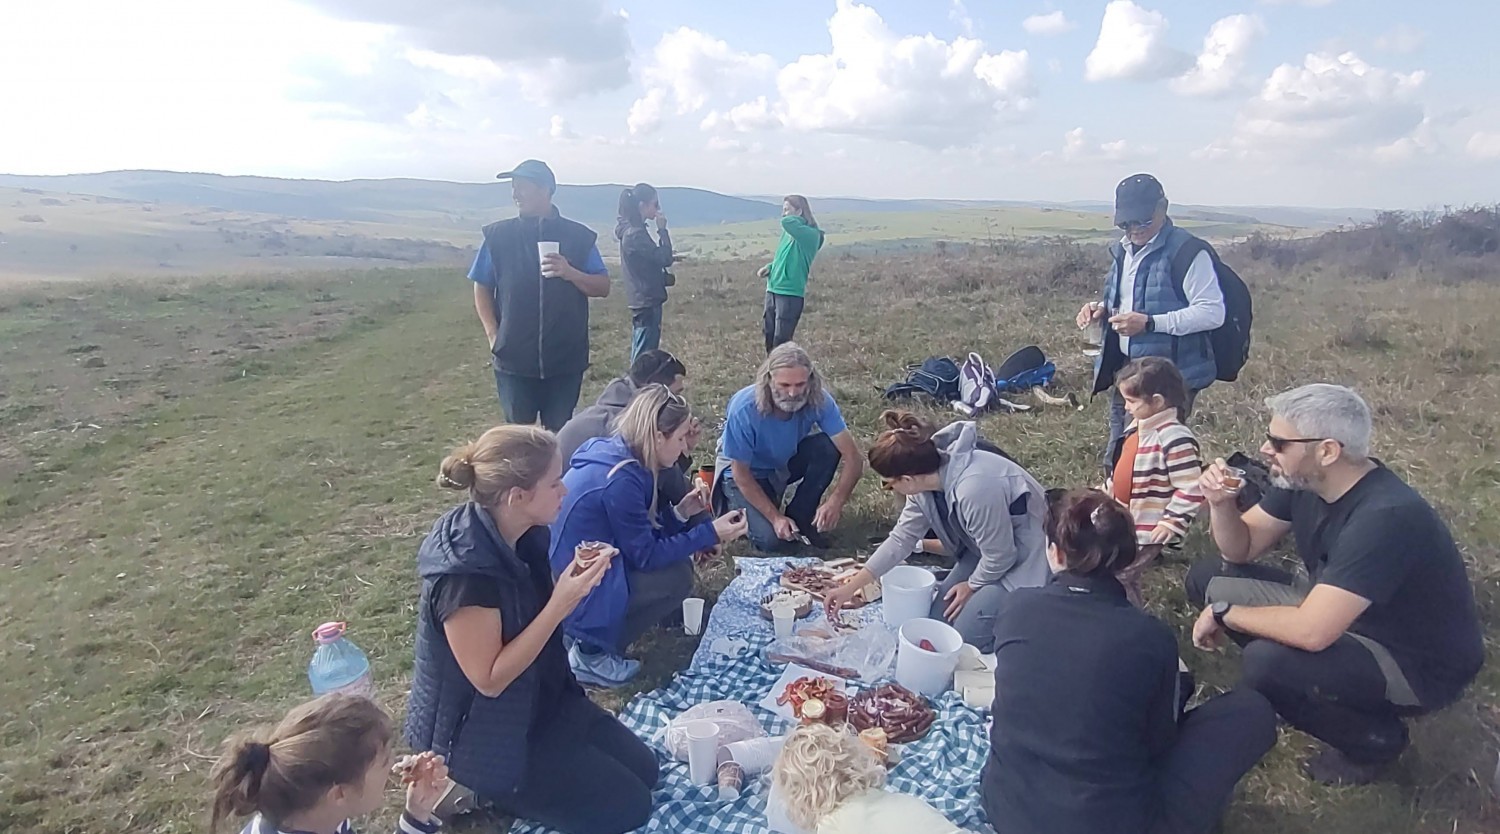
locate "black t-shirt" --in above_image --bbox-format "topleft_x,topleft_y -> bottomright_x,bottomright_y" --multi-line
1258,464 -> 1483,704
431,570 -> 577,722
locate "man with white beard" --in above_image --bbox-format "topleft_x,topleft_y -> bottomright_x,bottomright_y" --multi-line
1185,384 -> 1482,786
714,342 -> 864,552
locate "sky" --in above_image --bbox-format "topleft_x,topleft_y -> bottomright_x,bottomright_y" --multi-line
2,0 -> 1497,208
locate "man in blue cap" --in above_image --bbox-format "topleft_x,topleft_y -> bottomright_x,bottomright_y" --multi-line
1079,173 -> 1226,463
470,159 -> 611,430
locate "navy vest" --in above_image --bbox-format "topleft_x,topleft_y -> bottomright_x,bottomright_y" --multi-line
1092,222 -> 1217,392
483,208 -> 598,379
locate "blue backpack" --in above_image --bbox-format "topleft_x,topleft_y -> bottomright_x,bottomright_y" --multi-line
991,345 -> 1056,393
883,356 -> 962,402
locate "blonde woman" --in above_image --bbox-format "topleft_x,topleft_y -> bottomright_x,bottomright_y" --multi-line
406,425 -> 659,834
771,724 -> 965,834
551,384 -> 748,687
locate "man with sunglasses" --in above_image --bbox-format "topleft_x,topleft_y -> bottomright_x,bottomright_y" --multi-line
1080,174 -> 1226,463
1185,384 -> 1482,786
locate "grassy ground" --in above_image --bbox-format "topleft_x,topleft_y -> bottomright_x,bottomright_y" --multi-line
0,244 -> 1497,833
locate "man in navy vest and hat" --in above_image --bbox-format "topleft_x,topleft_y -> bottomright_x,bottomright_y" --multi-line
470,159 -> 611,431
1080,173 -> 1225,465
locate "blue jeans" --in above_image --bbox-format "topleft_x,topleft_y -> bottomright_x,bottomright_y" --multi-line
630,305 -> 663,366
494,370 -> 585,432
721,433 -> 840,552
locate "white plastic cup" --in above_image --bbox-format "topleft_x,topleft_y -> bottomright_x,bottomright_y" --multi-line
537,241 -> 561,276
771,601 -> 795,638
685,719 -> 720,785
881,565 -> 937,629
683,597 -> 706,636
895,618 -> 963,696
725,735 -> 788,776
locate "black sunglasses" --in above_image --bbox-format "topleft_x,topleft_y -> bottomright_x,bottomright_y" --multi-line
1117,219 -> 1153,231
1265,433 -> 1331,453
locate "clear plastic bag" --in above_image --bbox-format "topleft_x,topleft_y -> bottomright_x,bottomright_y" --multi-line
762,622 -> 898,683
662,701 -> 767,762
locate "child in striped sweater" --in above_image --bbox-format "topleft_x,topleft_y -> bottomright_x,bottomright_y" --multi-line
209,693 -> 447,834
1104,357 -> 1207,606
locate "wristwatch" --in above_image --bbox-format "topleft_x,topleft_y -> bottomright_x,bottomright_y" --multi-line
1211,601 -> 1233,627
1143,316 -> 1157,333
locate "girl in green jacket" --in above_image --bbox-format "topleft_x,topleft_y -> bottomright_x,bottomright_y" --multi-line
758,195 -> 825,353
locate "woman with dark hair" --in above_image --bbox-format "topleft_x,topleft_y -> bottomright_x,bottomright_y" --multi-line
757,194 -> 825,352
979,489 -> 1278,834
616,183 -> 675,364
823,410 -> 1048,651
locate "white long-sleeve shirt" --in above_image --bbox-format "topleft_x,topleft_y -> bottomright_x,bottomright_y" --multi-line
1117,232 -> 1225,353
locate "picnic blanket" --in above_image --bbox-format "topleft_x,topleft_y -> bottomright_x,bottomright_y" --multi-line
514,556 -> 994,834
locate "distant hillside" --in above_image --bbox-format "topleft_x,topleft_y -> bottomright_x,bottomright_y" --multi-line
0,171 -> 781,232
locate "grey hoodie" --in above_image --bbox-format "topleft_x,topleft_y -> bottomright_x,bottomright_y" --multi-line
866,421 -> 1049,591
556,376 -> 639,464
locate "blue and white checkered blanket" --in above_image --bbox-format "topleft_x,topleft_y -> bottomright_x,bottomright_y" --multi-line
514,557 -> 994,834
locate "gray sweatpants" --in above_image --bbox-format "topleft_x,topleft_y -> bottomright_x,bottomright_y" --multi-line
929,554 -> 1009,653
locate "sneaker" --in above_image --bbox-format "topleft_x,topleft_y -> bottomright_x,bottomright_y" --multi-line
1301,745 -> 1385,786
568,645 -> 641,688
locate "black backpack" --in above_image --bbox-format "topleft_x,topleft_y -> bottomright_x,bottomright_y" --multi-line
883,356 -> 962,402
1170,239 -> 1253,383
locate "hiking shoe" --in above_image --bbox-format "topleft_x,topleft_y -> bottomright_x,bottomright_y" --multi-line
568,645 -> 641,688
1301,745 -> 1385,786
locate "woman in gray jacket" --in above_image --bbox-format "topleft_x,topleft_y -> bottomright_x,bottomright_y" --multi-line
615,183 -> 675,364
824,410 -> 1049,651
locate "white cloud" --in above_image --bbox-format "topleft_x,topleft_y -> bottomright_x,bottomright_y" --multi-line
1260,0 -> 1335,6
627,88 -> 667,135
702,97 -> 783,133
951,1 -> 975,36
1373,25 -> 1425,55
1085,1 -> 1192,82
1240,51 -> 1426,146
1037,127 -> 1139,163
549,115 -> 576,140
1022,11 -> 1074,37
299,0 -> 631,103
1467,132 -> 1500,161
638,27 -> 777,114
761,0 -> 1035,147
1171,14 -> 1264,97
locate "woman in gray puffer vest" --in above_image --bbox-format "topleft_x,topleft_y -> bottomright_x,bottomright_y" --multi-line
616,183 -> 676,365
824,411 -> 1050,651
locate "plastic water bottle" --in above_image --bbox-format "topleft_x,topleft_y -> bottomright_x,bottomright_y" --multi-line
308,621 -> 374,698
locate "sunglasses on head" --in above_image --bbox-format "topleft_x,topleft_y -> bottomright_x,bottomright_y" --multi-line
1265,433 -> 1333,453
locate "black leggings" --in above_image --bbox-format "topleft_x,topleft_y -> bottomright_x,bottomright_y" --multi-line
1149,689 -> 1279,834
497,697 -> 660,834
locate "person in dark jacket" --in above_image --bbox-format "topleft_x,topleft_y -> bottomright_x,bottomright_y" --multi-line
551,385 -> 749,687
981,489 -> 1277,834
1080,174 -> 1226,464
405,425 -> 658,834
616,183 -> 676,364
470,159 -> 611,431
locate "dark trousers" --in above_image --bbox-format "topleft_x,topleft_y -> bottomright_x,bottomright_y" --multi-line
629,305 -> 663,366
494,370 -> 585,432
1105,385 -> 1202,470
496,697 -> 660,834
1187,558 -> 1425,765
618,560 -> 695,652
722,433 -> 839,552
763,291 -> 805,353
1148,689 -> 1279,834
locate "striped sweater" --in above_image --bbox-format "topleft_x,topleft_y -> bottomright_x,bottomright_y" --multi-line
241,811 -> 440,834
1104,408 -> 1206,544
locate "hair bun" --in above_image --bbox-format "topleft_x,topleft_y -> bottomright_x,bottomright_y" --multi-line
242,741 -> 272,774
437,447 -> 478,491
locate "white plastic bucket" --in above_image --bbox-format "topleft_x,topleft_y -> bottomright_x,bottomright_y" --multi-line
895,618 -> 963,696
881,565 -> 936,628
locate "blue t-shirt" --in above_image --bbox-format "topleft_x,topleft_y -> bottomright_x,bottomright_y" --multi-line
469,243 -> 608,287
719,385 -> 847,478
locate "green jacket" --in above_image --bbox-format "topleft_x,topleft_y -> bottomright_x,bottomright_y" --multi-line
764,215 -> 825,297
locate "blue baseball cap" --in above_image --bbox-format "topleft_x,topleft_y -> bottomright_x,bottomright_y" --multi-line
496,159 -> 557,194
1114,173 -> 1166,226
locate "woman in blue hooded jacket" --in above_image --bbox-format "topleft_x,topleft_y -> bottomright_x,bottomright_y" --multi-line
551,385 -> 749,687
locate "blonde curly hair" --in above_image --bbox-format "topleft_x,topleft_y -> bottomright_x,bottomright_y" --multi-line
772,724 -> 886,830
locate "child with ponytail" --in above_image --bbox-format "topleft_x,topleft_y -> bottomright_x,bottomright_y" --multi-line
210,693 -> 448,834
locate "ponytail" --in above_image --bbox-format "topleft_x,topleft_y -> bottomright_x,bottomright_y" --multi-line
1044,489 -> 1138,576
618,182 -> 659,228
